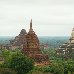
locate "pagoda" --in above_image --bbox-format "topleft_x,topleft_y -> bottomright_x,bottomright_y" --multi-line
56,28 -> 74,60
10,29 -> 27,49
22,19 -> 49,64
69,28 -> 74,43
9,19 -> 49,65
27,19 -> 40,49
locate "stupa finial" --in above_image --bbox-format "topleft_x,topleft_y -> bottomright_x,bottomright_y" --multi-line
30,19 -> 32,30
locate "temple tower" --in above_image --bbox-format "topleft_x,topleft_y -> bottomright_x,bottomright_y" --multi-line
22,20 -> 49,64
69,28 -> 74,43
57,28 -> 74,60
23,19 -> 40,55
10,19 -> 49,64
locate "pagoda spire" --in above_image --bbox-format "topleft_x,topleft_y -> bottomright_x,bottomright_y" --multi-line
30,19 -> 32,30
29,19 -> 33,32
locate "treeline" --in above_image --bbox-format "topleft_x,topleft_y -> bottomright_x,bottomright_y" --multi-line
31,60 -> 74,74
39,36 -> 69,48
0,48 -> 74,74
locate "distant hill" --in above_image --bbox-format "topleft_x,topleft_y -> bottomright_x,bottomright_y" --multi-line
0,36 -> 69,48
39,36 -> 69,48
0,36 -> 14,44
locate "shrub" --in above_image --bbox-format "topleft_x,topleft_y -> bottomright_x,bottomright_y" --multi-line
0,68 -> 16,74
4,52 -> 34,74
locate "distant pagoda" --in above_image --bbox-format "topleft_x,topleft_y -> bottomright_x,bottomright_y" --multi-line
56,28 -> 74,60
10,29 -> 27,49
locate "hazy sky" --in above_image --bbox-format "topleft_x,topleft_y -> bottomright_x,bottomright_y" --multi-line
0,0 -> 74,36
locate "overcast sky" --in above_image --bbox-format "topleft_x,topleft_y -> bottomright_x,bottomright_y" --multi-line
0,0 -> 74,36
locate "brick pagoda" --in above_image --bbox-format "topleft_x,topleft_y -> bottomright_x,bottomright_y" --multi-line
22,19 -> 49,64
10,19 -> 49,65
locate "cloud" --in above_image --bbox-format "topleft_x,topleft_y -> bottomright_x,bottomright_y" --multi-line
1,0 -> 74,5
0,0 -> 74,36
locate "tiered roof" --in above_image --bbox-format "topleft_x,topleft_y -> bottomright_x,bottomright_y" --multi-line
57,28 -> 74,57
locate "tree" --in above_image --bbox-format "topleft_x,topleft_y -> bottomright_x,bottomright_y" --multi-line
4,52 -> 34,74
38,62 -> 64,74
67,61 -> 74,74
62,61 -> 68,74
1,49 -> 11,61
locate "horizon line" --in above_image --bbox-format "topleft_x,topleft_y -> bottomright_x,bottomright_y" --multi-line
0,35 -> 70,37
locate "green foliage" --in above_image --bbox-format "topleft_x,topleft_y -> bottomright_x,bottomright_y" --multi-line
67,61 -> 74,74
39,63 -> 64,74
33,61 -> 74,74
0,49 -> 34,74
2,49 -> 11,60
4,52 -> 34,74
32,62 -> 64,74
0,48 -> 74,74
41,48 -> 64,61
0,68 -> 16,74
27,66 -> 53,74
